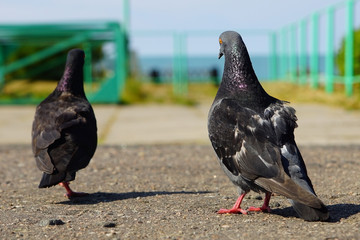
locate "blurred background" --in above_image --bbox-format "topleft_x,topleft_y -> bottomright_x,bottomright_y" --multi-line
0,0 -> 360,107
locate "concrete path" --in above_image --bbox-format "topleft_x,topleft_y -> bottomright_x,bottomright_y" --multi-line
0,103 -> 359,145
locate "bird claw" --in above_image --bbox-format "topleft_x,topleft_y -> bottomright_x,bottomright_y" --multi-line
64,191 -> 89,199
217,208 -> 248,215
59,182 -> 88,199
247,206 -> 271,213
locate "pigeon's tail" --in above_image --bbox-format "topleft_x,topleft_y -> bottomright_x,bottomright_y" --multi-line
289,177 -> 329,221
38,171 -> 75,188
256,176 -> 329,221
38,172 -> 66,188
290,199 -> 329,221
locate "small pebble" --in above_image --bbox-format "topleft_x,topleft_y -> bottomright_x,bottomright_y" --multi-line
103,222 -> 117,228
39,219 -> 65,226
271,202 -> 281,207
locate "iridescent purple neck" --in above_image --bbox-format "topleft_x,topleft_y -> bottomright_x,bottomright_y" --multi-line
57,68 -> 71,92
56,68 -> 72,92
222,50 -> 254,91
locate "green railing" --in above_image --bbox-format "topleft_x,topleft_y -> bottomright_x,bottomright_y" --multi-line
1,0 -> 358,103
0,21 -> 128,104
274,0 -> 360,96
133,30 -> 272,96
133,0 -> 359,97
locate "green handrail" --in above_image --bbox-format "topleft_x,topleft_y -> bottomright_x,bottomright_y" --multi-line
0,21 -> 128,104
276,0 -> 359,97
2,33 -> 89,75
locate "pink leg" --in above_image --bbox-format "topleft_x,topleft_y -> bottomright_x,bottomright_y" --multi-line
247,192 -> 272,213
218,193 -> 248,215
59,182 -> 88,198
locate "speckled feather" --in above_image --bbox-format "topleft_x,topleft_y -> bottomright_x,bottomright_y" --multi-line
208,31 -> 329,221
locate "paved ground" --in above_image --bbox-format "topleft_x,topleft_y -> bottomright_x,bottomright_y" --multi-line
0,102 -> 360,146
1,144 -> 359,239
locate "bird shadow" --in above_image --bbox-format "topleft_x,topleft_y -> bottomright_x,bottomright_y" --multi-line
271,203 -> 360,222
56,190 -> 212,205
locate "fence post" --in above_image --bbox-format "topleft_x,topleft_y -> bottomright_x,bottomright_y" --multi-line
114,23 -> 127,100
83,42 -> 93,94
0,46 -> 4,89
280,28 -> 288,79
172,32 -> 181,95
299,19 -> 307,85
269,32 -> 277,80
123,0 -> 130,34
345,0 -> 354,96
310,12 -> 319,89
122,0 -> 130,82
290,24 -> 297,83
325,6 -> 335,94
180,33 -> 188,95
173,32 -> 188,96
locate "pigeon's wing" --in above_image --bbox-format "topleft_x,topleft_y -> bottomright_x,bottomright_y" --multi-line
32,99 -> 94,174
208,98 -> 280,181
50,101 -> 97,171
263,102 -> 297,146
32,103 -> 62,174
208,99 -> 324,209
255,102 -> 326,209
264,102 -> 316,194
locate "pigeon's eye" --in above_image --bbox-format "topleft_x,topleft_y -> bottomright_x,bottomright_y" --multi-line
219,38 -> 223,44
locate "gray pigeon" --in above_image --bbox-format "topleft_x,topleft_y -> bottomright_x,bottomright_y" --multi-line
32,49 -> 97,198
208,31 -> 329,221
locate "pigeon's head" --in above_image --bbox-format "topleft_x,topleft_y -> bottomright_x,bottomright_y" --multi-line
57,49 -> 86,94
218,31 -> 244,59
66,49 -> 85,68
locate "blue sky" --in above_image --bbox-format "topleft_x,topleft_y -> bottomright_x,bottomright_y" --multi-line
0,0 -> 359,56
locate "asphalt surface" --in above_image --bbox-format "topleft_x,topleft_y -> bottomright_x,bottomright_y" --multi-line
1,144 -> 360,239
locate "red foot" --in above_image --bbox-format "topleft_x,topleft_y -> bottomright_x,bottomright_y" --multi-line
218,192 -> 272,215
218,193 -> 248,215
59,182 -> 88,199
218,208 -> 248,215
65,191 -> 89,198
247,206 -> 271,213
248,192 -> 272,213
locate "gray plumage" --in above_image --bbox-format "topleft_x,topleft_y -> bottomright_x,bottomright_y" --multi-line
208,31 -> 329,221
32,49 -> 97,189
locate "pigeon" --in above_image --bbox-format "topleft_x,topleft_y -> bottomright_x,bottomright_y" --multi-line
32,49 -> 97,198
207,31 -> 329,221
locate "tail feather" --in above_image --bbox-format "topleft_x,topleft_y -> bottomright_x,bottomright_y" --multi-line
256,177 -> 324,208
38,171 -> 76,188
290,199 -> 329,221
39,172 -> 66,188
256,176 -> 329,221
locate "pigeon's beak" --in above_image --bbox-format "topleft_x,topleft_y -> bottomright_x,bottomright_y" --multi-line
218,51 -> 223,59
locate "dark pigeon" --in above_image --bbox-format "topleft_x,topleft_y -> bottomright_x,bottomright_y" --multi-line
208,31 -> 329,221
32,49 -> 97,198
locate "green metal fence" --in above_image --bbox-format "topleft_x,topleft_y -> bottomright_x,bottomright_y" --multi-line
1,0 -> 358,103
133,30 -> 272,96
133,0 -> 360,97
273,0 -> 360,96
0,21 -> 128,104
